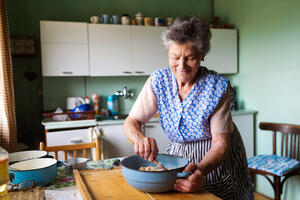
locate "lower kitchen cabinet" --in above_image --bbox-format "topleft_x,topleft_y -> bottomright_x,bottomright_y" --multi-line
101,121 -> 168,159
101,124 -> 135,159
232,111 -> 256,159
144,121 -> 169,153
46,127 -> 96,161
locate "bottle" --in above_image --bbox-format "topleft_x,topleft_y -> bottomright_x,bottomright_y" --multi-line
92,93 -> 100,115
84,96 -> 90,104
107,95 -> 119,116
0,146 -> 9,200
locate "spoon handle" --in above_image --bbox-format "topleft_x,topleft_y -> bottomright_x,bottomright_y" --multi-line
127,139 -> 167,171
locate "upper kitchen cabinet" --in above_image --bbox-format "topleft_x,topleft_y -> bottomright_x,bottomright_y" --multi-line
88,24 -> 131,76
40,21 -> 89,76
203,28 -> 237,74
131,26 -> 168,75
88,24 -> 168,76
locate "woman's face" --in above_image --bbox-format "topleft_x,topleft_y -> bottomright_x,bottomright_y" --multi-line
168,42 -> 203,84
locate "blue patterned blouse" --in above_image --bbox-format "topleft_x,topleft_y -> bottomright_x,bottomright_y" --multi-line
150,66 -> 229,143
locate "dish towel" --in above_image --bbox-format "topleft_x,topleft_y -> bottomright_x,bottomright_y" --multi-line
89,126 -> 104,160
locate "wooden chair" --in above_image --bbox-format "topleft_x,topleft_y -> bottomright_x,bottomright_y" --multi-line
248,122 -> 300,200
40,137 -> 101,161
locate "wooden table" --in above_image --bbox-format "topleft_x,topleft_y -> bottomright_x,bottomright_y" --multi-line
74,168 -> 220,200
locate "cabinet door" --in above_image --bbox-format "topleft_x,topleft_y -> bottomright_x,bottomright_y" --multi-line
46,128 -> 95,160
144,122 -> 169,153
40,21 -> 88,43
131,26 -> 169,75
88,24 -> 132,76
232,114 -> 254,158
203,29 -> 237,74
40,21 -> 89,76
41,43 -> 89,76
101,124 -> 135,158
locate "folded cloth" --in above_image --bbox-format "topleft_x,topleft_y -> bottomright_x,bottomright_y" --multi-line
45,186 -> 82,200
45,159 -> 121,190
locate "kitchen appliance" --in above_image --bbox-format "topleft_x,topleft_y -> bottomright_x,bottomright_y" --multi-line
9,158 -> 58,187
66,97 -> 85,110
121,154 -> 189,193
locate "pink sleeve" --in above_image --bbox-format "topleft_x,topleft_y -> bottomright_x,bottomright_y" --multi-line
210,85 -> 234,134
129,78 -> 158,123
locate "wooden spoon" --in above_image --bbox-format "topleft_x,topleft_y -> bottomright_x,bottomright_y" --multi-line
127,139 -> 167,171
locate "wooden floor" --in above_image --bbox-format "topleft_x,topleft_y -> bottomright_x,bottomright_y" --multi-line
254,192 -> 272,200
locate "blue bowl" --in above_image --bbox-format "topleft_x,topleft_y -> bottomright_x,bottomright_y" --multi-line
121,154 -> 189,193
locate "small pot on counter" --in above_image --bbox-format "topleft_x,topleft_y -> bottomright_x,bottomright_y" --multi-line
9,158 -> 58,187
9,150 -> 48,164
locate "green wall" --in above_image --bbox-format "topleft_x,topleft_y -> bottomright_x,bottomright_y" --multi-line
7,0 -> 212,144
216,0 -> 300,199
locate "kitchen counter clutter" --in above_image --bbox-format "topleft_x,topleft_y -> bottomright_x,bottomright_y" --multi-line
41,110 -> 256,160
42,110 -> 256,130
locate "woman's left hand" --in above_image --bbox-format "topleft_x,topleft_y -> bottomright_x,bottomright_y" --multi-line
174,163 -> 205,193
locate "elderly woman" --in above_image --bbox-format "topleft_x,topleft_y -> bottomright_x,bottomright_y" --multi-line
124,16 -> 253,200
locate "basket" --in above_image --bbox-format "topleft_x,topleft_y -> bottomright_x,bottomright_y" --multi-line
42,110 -> 95,121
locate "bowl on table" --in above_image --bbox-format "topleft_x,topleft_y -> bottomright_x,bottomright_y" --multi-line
64,158 -> 89,172
121,154 -> 190,193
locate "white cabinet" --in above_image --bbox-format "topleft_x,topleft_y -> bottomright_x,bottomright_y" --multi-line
131,26 -> 168,75
144,121 -> 169,153
232,111 -> 256,158
46,128 -> 96,161
100,121 -> 168,158
40,21 -> 89,76
203,28 -> 237,74
101,124 -> 135,159
88,24 -> 132,76
88,24 -> 168,76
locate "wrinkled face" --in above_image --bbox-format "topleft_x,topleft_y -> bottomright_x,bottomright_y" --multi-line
168,42 -> 203,84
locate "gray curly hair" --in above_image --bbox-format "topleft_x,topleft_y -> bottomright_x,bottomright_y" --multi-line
161,16 -> 212,56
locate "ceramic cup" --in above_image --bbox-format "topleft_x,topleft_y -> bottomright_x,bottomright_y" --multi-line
90,16 -> 100,24
101,14 -> 110,24
136,16 -> 144,25
111,15 -> 119,24
155,17 -> 164,26
144,17 -> 153,26
166,17 -> 174,26
121,16 -> 130,25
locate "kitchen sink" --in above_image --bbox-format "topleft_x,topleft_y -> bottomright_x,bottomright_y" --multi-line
95,114 -> 128,121
113,114 -> 128,120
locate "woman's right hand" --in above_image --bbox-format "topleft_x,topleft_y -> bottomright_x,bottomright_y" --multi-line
134,135 -> 158,162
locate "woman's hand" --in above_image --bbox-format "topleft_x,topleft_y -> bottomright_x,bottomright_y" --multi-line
174,163 -> 205,193
134,135 -> 158,162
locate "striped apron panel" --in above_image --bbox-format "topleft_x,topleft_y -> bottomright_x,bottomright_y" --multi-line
166,124 -> 253,200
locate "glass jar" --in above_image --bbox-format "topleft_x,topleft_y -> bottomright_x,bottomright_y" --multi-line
0,146 -> 9,200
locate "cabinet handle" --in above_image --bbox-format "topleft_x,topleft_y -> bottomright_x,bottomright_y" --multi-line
122,71 -> 132,74
134,71 -> 145,74
144,125 -> 154,128
70,139 -> 82,143
62,71 -> 73,74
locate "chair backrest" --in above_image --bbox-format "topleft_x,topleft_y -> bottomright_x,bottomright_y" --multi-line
259,122 -> 300,160
40,137 -> 100,161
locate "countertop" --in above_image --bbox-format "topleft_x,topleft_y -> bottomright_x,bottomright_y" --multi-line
42,109 -> 257,130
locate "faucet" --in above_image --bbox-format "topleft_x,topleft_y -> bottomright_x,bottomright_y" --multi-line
115,86 -> 134,99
